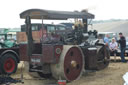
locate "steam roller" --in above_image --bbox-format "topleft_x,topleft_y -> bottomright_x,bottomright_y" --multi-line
51,45 -> 84,81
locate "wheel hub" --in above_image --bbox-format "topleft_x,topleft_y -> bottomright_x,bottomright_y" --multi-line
71,60 -> 77,68
64,47 -> 84,81
4,58 -> 15,73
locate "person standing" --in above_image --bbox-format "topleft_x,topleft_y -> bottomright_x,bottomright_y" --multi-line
104,34 -> 110,49
118,32 -> 126,62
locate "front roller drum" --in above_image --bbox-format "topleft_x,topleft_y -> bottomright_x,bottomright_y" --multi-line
51,45 -> 84,81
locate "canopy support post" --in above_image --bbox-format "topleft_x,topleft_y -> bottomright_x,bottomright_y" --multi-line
83,19 -> 88,33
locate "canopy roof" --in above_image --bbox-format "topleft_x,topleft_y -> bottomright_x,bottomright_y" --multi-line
20,9 -> 95,20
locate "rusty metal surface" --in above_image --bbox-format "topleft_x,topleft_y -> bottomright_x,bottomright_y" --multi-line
42,45 -> 55,63
19,44 -> 29,61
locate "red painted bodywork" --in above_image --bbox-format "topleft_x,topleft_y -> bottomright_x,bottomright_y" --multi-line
18,24 -> 66,63
42,45 -> 61,64
19,43 -> 62,64
54,45 -> 63,63
19,44 -> 29,61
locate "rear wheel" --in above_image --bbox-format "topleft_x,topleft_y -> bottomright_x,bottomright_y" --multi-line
0,53 -> 18,75
96,46 -> 110,70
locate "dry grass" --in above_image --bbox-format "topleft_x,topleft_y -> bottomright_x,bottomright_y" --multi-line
11,57 -> 128,85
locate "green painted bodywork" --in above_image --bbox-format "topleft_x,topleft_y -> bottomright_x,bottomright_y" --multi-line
0,28 -> 20,48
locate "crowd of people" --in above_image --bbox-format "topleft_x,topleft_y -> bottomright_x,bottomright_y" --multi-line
104,32 -> 127,63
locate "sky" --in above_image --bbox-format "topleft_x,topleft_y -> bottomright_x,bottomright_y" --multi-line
0,0 -> 128,28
